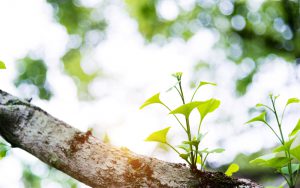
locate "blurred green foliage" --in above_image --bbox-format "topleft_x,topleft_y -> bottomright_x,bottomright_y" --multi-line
22,164 -> 78,188
15,57 -> 52,100
62,49 -> 100,99
125,0 -> 300,95
15,0 -> 107,100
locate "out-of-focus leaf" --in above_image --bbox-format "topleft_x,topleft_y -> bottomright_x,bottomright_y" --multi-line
289,119 -> 300,137
145,127 -> 171,143
286,98 -> 300,106
225,163 -> 239,177
0,61 -> 6,69
280,164 -> 300,175
290,143 -> 300,161
0,143 -> 9,160
15,57 -> 52,100
62,49 -> 100,99
250,153 -> 290,168
273,138 -> 295,152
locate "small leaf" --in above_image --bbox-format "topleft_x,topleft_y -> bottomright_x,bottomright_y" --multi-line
145,127 -> 171,143
289,119 -> 300,137
286,98 -> 300,106
183,140 -> 199,147
209,148 -> 225,153
225,163 -> 239,177
0,143 -> 9,160
179,153 -> 189,160
197,98 -> 221,121
280,164 -> 300,175
140,93 -> 163,109
177,144 -> 191,152
245,111 -> 267,124
196,155 -> 202,164
198,81 -> 217,88
170,101 -> 201,118
0,61 -> 6,69
273,138 -> 295,152
290,141 -> 300,161
172,72 -> 182,80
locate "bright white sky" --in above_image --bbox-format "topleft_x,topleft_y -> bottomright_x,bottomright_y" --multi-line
0,0 -> 300,187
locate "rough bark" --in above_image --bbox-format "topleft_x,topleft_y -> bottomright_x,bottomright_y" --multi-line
0,90 -> 262,188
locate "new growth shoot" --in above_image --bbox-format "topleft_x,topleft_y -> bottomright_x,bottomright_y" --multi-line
246,95 -> 300,188
140,72 -> 224,171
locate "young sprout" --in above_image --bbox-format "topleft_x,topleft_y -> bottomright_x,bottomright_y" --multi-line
246,95 -> 300,188
140,72 -> 224,171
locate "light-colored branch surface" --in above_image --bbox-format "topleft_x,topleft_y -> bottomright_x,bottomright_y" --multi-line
0,90 -> 261,187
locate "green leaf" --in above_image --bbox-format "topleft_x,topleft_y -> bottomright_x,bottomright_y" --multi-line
183,140 -> 199,147
170,101 -> 201,118
197,98 -> 221,121
280,164 -> 300,175
140,93 -> 163,109
198,81 -> 217,87
209,148 -> 225,153
225,163 -> 239,177
196,155 -> 202,164
273,138 -> 295,153
172,72 -> 182,80
145,127 -> 171,143
177,144 -> 191,152
0,143 -> 9,160
289,119 -> 300,137
245,111 -> 267,124
286,98 -> 300,106
179,153 -> 189,160
200,148 -> 225,154
290,135 -> 300,161
0,61 -> 6,69
250,153 -> 290,168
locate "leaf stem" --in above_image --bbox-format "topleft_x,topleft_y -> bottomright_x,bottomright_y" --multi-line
161,103 -> 187,132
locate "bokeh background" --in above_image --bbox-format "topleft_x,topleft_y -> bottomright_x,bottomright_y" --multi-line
0,0 -> 300,187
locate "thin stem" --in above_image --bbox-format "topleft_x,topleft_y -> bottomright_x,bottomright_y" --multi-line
201,153 -> 209,171
166,143 -> 180,155
174,86 -> 183,101
270,96 -> 294,187
178,80 -> 186,104
161,103 -> 187,132
197,119 -> 203,135
281,105 -> 287,125
185,118 -> 195,167
264,121 -> 283,144
190,85 -> 200,102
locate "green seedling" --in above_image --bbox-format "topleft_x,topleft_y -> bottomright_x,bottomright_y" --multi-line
246,94 -> 300,188
140,72 -> 224,171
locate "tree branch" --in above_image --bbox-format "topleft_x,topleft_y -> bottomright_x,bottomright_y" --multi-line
0,90 -> 261,187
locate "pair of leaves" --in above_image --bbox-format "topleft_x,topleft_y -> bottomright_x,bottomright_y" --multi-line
0,61 -> 6,69
169,99 -> 220,119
